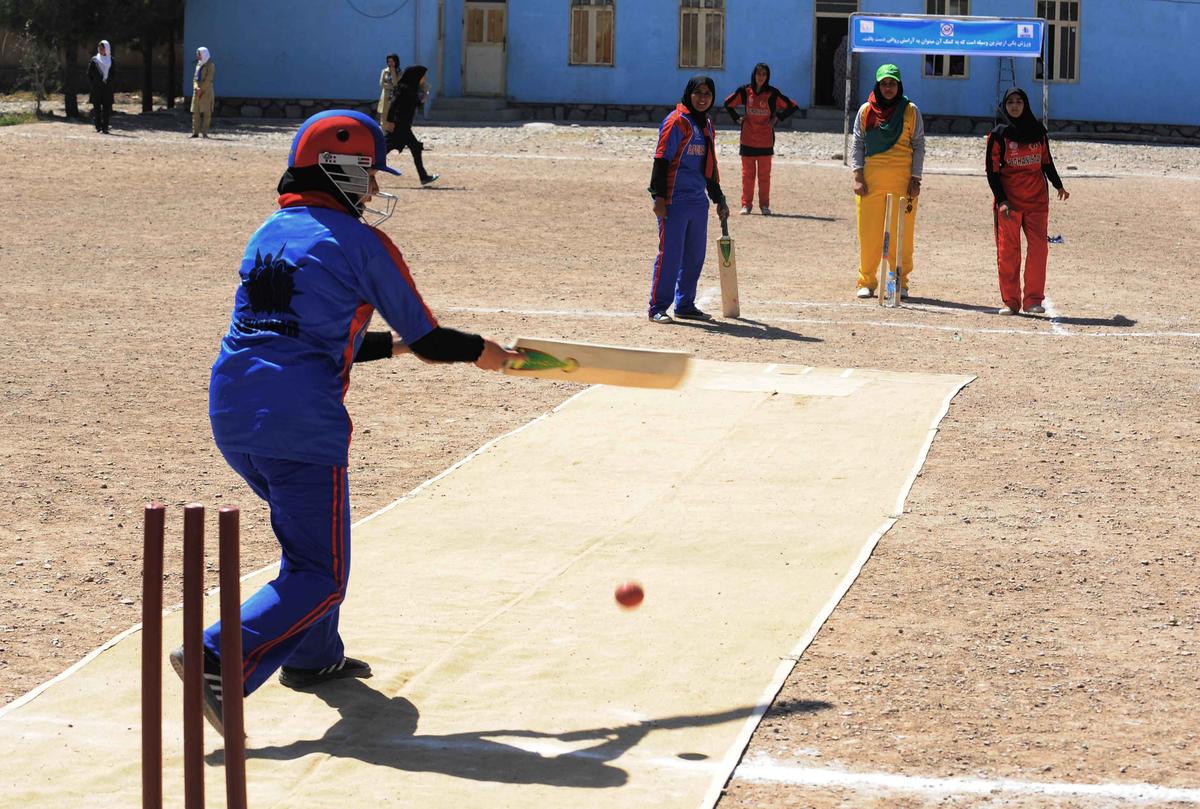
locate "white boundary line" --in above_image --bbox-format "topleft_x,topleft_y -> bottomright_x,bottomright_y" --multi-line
443,304 -> 1200,340
698,375 -> 974,809
735,758 -> 1200,804
0,389 -> 595,720
1044,295 -> 1070,336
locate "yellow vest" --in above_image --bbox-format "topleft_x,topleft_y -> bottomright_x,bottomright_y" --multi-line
860,104 -> 917,172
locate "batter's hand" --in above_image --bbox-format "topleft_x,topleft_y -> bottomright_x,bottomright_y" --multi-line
717,203 -> 730,222
476,339 -> 520,372
653,197 -> 668,219
907,177 -> 922,198
853,171 -> 868,197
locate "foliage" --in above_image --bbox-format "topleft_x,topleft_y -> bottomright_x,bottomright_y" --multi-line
14,20 -> 59,114
0,112 -> 38,126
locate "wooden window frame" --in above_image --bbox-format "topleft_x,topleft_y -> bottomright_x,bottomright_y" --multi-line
1035,0 -> 1081,83
923,0 -> 970,79
678,0 -> 725,70
569,0 -> 615,67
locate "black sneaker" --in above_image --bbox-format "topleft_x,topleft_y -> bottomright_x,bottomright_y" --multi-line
648,311 -> 673,324
673,307 -> 713,321
420,173 -> 440,186
279,656 -> 372,690
169,645 -> 225,736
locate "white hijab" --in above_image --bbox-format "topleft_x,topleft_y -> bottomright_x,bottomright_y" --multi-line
197,47 -> 210,66
93,40 -> 112,81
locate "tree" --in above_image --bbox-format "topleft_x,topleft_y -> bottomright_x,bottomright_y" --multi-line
15,20 -> 59,114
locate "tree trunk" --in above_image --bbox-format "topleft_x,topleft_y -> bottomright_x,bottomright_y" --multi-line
63,42 -> 80,118
166,25 -> 176,109
141,31 -> 154,113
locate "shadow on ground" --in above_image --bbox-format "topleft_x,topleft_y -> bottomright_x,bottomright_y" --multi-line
204,679 -> 832,788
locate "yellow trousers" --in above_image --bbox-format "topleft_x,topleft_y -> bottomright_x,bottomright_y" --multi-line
855,164 -> 919,291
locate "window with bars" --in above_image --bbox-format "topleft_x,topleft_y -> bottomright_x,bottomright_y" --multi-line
570,0 -> 615,66
679,0 -> 724,70
924,0 -> 969,78
1035,0 -> 1080,82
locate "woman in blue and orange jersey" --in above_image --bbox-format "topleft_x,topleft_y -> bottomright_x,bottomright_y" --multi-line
723,62 -> 797,215
986,87 -> 1069,315
183,110 -> 518,735
851,64 -> 925,299
647,75 -> 730,324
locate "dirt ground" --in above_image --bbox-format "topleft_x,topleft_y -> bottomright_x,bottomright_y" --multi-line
1,106 -> 1198,808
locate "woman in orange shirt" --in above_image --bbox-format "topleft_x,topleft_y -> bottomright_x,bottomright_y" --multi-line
985,87 -> 1069,315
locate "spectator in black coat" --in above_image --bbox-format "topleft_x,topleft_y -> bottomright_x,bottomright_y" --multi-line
87,40 -> 115,134
386,65 -> 439,185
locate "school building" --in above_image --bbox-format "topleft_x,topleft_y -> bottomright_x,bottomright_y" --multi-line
183,0 -> 1199,138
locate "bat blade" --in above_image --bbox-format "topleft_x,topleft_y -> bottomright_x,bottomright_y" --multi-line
503,337 -> 690,389
717,220 -> 740,318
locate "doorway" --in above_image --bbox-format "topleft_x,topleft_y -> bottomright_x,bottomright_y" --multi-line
813,1 -> 857,108
463,1 -> 507,97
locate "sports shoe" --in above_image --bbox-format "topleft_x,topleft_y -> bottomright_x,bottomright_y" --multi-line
170,645 -> 226,736
998,306 -> 1017,315
673,307 -> 713,321
760,206 -> 772,216
856,287 -> 874,299
420,173 -> 440,186
1024,304 -> 1046,314
649,311 -> 673,324
279,656 -> 372,690
739,206 -> 751,215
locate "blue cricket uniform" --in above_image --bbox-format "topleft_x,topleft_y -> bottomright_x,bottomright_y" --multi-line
207,190 -> 435,693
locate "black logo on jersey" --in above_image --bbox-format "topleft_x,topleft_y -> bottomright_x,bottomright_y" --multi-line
243,246 -> 301,316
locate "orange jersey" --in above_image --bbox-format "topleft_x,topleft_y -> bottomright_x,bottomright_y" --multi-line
986,133 -> 1057,212
723,84 -> 797,156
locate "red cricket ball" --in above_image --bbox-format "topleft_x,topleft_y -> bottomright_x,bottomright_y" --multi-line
615,581 -> 644,609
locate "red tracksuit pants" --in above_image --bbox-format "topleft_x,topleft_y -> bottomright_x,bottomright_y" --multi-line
994,205 -> 1048,310
741,155 -> 773,210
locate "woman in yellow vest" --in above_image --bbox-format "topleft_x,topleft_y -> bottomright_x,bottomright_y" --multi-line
851,64 -> 925,298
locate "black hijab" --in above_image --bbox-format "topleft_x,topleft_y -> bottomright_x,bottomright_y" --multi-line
750,62 -> 771,93
680,75 -> 716,128
398,64 -> 428,89
994,87 -> 1046,144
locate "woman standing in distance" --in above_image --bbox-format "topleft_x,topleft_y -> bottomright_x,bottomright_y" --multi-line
647,76 -> 730,324
378,54 -> 400,128
191,47 -> 215,138
851,64 -> 925,299
986,87 -> 1069,315
86,40 -> 114,134
722,62 -> 798,215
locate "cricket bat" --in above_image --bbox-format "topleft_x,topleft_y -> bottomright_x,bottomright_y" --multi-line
717,219 -> 740,318
502,337 -> 690,389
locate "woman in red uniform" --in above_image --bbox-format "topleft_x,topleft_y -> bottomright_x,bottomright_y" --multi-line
722,63 -> 797,215
986,87 -> 1069,315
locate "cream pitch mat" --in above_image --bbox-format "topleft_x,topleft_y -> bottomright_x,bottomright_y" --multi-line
0,360 -> 972,808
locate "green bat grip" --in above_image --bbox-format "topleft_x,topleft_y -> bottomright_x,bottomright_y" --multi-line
506,348 -> 579,373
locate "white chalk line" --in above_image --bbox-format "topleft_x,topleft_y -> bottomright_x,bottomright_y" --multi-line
1044,295 -> 1070,335
734,756 -> 1200,804
442,303 -> 1200,340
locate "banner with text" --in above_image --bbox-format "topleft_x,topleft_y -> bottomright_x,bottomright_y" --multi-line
850,15 -> 1045,57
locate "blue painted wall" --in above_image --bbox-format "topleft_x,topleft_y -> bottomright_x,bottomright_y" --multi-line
183,0 -> 442,100
186,0 -> 1198,126
504,2 -> 815,108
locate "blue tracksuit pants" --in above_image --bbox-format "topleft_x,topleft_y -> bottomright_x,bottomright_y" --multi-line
204,450 -> 351,695
649,201 -> 709,315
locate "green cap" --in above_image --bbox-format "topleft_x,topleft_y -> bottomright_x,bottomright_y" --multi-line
875,64 -> 902,83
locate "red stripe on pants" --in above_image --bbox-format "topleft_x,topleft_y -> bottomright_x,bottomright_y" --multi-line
740,155 -> 773,209
995,205 -> 1049,310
